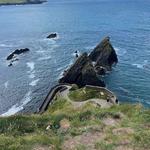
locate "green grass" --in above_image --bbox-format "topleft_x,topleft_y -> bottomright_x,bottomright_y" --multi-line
69,87 -> 108,102
0,0 -> 27,4
0,96 -> 149,150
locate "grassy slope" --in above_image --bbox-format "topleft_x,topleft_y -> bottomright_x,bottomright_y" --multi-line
0,96 -> 149,150
0,0 -> 27,4
69,87 -> 108,102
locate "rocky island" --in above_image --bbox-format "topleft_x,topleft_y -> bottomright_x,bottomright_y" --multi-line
0,0 -> 46,6
59,37 -> 118,87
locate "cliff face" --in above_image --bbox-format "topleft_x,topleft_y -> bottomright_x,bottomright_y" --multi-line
89,37 -> 118,70
59,53 -> 105,87
59,37 -> 118,87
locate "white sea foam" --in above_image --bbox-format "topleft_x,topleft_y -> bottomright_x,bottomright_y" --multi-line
119,87 -> 130,94
56,65 -> 67,71
27,62 -> 36,79
4,81 -> 9,88
38,56 -> 52,61
132,60 -> 149,70
132,63 -> 143,69
0,43 -> 13,48
57,71 -> 64,80
36,50 -> 45,53
29,74 -> 35,79
27,62 -> 35,72
42,38 -> 56,44
1,91 -> 31,116
114,47 -> 127,56
29,79 -> 39,86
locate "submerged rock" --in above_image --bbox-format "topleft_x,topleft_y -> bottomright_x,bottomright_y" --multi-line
8,63 -> 13,67
6,48 -> 30,60
59,53 -> 105,87
47,33 -> 57,39
89,37 -> 118,71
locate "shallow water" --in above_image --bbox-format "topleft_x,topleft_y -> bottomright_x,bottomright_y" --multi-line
0,0 -> 150,115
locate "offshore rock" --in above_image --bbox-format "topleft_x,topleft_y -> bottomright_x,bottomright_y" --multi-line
47,33 -> 57,39
6,48 -> 30,60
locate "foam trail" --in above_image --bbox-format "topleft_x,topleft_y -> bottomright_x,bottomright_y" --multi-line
27,62 -> 35,72
36,50 -> 45,54
29,74 -> 35,79
29,79 -> 39,86
27,62 -> 35,79
4,81 -> 9,88
1,91 -> 31,116
0,43 -> 13,48
132,60 -> 149,70
114,47 -> 126,56
56,64 -> 68,71
132,63 -> 143,69
38,56 -> 51,61
119,87 -> 130,94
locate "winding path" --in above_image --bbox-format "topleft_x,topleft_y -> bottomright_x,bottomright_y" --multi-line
38,84 -> 118,114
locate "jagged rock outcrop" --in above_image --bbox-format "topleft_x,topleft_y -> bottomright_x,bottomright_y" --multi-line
89,37 -> 118,71
6,48 -> 30,60
59,53 -> 105,87
47,33 -> 57,39
59,36 -> 118,87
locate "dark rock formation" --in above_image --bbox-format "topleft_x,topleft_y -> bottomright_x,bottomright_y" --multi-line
59,36 -> 118,87
59,53 -> 105,87
6,48 -> 30,60
0,0 -> 46,6
89,37 -> 118,70
95,66 -> 106,75
47,33 -> 57,39
8,63 -> 13,67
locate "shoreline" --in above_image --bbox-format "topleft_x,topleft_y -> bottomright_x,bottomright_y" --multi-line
0,0 -> 47,6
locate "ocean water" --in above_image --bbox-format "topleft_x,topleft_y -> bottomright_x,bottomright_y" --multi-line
0,0 -> 150,116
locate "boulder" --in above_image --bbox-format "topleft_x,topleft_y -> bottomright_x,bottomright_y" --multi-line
89,37 -> 118,70
47,33 -> 57,39
59,53 -> 105,87
6,48 -> 29,60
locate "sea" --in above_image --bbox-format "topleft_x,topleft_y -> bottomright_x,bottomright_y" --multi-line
0,0 -> 150,116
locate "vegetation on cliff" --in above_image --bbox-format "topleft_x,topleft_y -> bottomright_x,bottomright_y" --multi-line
0,0 -> 46,5
0,95 -> 149,150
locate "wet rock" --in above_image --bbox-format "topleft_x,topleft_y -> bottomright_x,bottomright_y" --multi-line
59,36 -> 118,87
6,48 -> 30,60
47,33 -> 57,39
95,66 -> 106,75
59,53 -> 105,87
8,63 -> 13,67
89,37 -> 118,70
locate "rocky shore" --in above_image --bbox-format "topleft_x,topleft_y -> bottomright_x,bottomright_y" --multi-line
59,37 -> 118,87
0,0 -> 46,6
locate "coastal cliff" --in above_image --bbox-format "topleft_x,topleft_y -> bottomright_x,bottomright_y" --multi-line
0,36 -> 149,150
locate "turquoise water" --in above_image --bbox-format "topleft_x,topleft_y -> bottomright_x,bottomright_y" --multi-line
0,0 -> 150,115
